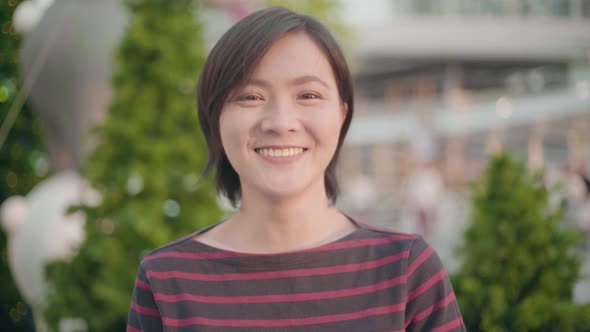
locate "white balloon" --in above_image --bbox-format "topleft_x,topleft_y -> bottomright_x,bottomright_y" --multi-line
35,0 -> 55,11
2,171 -> 98,330
13,1 -> 42,34
0,196 -> 28,235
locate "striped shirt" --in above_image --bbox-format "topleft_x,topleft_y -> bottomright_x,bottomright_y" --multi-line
127,222 -> 465,331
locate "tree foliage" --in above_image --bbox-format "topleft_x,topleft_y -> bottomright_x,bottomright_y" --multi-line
1,0 -> 45,330
452,154 -> 590,331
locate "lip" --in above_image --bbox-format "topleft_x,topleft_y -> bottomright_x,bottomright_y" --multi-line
253,146 -> 308,164
254,145 -> 307,150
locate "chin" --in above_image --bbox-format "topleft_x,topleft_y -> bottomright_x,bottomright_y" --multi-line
259,182 -> 311,201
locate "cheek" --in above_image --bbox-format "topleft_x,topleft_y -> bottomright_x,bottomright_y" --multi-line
219,112 -> 250,156
326,112 -> 346,153
307,110 -> 344,148
327,107 -> 347,137
219,114 -> 237,153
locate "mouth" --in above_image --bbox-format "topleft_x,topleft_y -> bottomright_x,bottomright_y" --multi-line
254,147 -> 308,158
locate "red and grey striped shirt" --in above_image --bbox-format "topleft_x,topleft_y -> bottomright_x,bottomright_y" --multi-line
127,222 -> 465,331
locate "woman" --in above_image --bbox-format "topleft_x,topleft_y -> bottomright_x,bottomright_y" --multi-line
128,7 -> 465,332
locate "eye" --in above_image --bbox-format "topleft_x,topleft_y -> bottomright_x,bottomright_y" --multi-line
232,92 -> 265,104
299,92 -> 321,100
239,94 -> 263,101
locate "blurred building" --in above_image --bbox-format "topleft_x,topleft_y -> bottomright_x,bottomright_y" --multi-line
337,0 -> 590,229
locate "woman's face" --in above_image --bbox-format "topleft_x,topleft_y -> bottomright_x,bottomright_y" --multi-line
219,31 -> 347,202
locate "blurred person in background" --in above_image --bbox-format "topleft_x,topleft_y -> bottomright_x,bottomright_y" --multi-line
127,7 -> 465,332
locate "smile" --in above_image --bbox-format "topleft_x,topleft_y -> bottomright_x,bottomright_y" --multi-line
255,147 -> 307,157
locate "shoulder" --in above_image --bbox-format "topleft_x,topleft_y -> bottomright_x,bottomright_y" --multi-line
356,221 -> 423,251
356,222 -> 441,269
137,224 -> 218,273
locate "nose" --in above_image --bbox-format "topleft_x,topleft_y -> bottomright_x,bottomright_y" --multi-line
259,99 -> 301,135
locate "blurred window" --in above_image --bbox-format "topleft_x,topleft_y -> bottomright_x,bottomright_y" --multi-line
583,0 -> 590,17
360,145 -> 374,175
390,0 -> 575,17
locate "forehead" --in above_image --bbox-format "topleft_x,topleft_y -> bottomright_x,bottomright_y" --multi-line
248,32 -> 336,84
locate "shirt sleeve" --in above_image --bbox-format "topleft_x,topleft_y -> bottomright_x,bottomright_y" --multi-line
127,262 -> 163,332
404,236 -> 466,332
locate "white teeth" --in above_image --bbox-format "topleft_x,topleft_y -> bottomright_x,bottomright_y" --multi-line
257,147 -> 304,157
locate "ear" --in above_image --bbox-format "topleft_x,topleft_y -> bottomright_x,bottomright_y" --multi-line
340,102 -> 348,125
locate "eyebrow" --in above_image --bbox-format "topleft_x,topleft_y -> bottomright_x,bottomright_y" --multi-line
246,75 -> 330,89
290,75 -> 330,88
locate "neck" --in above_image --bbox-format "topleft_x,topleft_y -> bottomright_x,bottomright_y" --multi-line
212,181 -> 356,253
